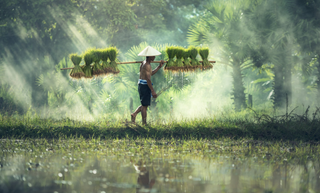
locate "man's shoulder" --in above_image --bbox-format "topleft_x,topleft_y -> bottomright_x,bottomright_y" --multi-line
142,62 -> 151,69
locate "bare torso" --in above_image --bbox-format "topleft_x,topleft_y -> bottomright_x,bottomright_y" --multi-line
139,61 -> 152,80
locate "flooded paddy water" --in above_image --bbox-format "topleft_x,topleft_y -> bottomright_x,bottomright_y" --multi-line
1,138 -> 320,193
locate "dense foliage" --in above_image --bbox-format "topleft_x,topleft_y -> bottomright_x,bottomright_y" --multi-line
1,0 -> 320,120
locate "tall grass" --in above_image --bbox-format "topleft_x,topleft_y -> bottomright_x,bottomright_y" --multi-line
1,107 -> 320,141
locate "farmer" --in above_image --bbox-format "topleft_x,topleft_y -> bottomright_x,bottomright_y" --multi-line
131,46 -> 164,124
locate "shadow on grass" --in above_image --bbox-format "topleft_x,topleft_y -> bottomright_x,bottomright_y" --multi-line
1,106 -> 320,142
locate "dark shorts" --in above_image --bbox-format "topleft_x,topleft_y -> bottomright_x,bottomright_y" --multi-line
138,84 -> 151,106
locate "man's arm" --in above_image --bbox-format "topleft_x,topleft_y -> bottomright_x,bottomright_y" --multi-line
151,60 -> 164,76
139,62 -> 143,78
146,65 -> 157,98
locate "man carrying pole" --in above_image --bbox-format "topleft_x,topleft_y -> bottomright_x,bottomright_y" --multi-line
131,46 -> 165,125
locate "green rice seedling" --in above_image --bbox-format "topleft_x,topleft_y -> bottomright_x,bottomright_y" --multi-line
188,46 -> 200,68
187,48 -> 196,72
101,48 -> 110,74
182,48 -> 192,72
108,47 -> 120,74
165,46 -> 176,71
174,46 -> 184,72
69,54 -> 84,79
199,47 -> 211,69
83,49 -> 94,78
171,46 -> 178,70
91,49 -> 104,77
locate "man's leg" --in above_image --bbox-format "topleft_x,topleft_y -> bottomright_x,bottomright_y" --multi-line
131,105 -> 142,123
141,106 -> 148,125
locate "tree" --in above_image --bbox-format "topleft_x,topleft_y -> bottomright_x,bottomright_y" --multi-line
0,0 -> 138,110
243,0 -> 298,109
0,0 -> 221,113
290,0 -> 320,103
187,1 -> 254,111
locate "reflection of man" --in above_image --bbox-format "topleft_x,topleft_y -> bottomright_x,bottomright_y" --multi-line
134,161 -> 156,193
131,46 -> 164,125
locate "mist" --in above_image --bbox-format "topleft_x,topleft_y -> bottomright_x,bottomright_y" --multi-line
1,0 -> 320,122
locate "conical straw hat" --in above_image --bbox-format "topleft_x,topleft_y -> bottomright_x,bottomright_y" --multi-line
138,46 -> 161,56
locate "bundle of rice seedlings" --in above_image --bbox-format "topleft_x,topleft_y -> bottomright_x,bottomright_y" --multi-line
189,46 -> 200,68
100,48 -> 111,75
108,47 -> 120,74
182,49 -> 192,72
69,53 -> 84,79
91,49 -> 104,77
174,46 -> 184,72
83,49 -> 94,78
199,47 -> 211,70
165,46 -> 176,71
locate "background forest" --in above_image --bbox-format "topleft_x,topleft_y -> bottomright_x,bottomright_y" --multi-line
1,0 -> 320,122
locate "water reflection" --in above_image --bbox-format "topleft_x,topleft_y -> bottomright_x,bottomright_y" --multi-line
1,142 -> 320,193
134,160 -> 155,193
230,163 -> 240,193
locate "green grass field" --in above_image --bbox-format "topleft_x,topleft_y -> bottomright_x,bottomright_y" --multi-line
1,109 -> 320,193
1,108 -> 320,141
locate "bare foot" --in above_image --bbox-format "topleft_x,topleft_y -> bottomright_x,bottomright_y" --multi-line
131,113 -> 136,123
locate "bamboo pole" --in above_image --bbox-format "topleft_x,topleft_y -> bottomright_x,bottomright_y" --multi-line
61,60 -> 216,70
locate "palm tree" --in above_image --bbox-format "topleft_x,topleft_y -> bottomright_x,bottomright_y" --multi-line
247,0 -> 301,109
187,1 -> 253,111
289,0 -> 320,103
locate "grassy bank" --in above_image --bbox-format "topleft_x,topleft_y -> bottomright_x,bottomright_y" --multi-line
1,109 -> 320,141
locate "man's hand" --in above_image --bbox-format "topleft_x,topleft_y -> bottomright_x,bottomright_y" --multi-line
152,90 -> 157,99
159,60 -> 165,68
